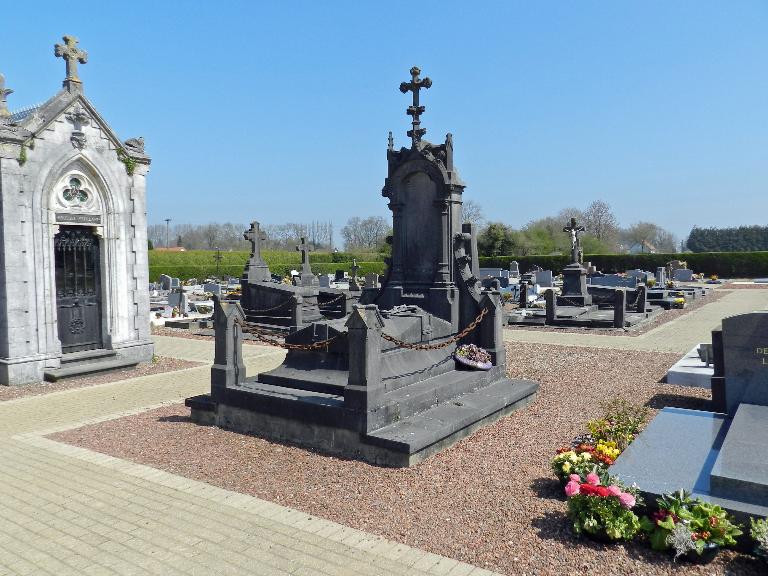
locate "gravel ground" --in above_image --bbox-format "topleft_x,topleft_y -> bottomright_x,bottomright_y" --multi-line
0,356 -> 201,402
505,289 -> 726,337
51,342 -> 765,575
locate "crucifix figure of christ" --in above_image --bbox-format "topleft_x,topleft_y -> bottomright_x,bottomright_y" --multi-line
296,237 -> 313,274
399,66 -> 432,147
563,217 -> 586,265
54,35 -> 88,86
244,221 -> 267,261
0,74 -> 12,119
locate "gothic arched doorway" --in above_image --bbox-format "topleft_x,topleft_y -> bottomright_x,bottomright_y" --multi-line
54,226 -> 103,353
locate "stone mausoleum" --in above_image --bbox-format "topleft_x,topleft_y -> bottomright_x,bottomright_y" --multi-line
0,36 -> 153,384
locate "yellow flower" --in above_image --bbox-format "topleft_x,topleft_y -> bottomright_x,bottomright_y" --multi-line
562,462 -> 572,473
582,452 -> 592,460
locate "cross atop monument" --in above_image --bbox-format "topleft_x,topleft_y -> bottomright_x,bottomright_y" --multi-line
0,74 -> 12,120
54,35 -> 88,90
351,259 -> 360,280
296,237 -> 313,273
244,221 -> 267,260
399,66 -> 432,147
563,217 -> 586,264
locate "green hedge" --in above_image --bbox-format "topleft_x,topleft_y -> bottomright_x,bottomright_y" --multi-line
478,252 -> 768,277
148,250 -> 387,281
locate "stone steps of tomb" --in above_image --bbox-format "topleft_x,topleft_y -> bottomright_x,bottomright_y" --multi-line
44,349 -> 139,382
364,376 -> 539,455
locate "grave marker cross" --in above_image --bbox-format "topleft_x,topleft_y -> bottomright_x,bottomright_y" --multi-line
351,259 -> 360,281
244,221 -> 267,260
296,237 -> 313,273
54,35 -> 88,87
399,66 -> 432,146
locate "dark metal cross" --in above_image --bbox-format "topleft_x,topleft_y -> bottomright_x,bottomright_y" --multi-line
213,248 -> 223,277
563,217 -> 586,264
243,221 -> 267,259
54,35 -> 88,85
296,237 -> 313,272
399,66 -> 432,146
351,259 -> 360,281
0,74 -> 12,119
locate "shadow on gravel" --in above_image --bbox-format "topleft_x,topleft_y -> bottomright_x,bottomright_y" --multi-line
723,555 -> 766,576
157,414 -> 192,423
531,511 -> 576,545
530,477 -> 564,500
645,392 -> 711,412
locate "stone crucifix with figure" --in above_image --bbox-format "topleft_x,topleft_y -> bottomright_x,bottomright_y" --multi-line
399,66 -> 432,146
563,217 -> 586,265
54,35 -> 88,90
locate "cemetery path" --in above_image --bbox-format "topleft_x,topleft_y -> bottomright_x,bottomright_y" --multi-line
0,338 -> 494,576
503,289 -> 768,353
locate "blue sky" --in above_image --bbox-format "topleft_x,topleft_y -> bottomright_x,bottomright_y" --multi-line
2,1 -> 766,243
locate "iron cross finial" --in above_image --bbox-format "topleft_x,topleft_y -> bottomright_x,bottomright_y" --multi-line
387,131 -> 394,151
0,73 -> 12,119
399,66 -> 432,147
54,35 -> 88,89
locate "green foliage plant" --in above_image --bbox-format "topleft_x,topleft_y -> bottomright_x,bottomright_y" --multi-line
751,517 -> 768,556
641,490 -> 742,554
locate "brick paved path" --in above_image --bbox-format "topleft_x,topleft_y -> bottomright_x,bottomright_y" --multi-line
0,342 -> 497,576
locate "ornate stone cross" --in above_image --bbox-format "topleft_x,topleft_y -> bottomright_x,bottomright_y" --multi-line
54,35 -> 88,87
399,66 -> 432,147
563,217 -> 586,264
243,221 -> 267,260
296,237 -> 313,273
0,73 -> 12,119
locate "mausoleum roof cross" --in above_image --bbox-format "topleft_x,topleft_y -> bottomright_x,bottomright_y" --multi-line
399,66 -> 432,147
54,35 -> 88,90
0,74 -> 12,120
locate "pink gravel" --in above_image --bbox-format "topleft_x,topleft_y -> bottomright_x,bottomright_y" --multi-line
0,356 -> 201,402
51,343 -> 765,575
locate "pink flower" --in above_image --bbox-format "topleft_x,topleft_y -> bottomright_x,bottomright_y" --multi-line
564,480 -> 581,497
607,485 -> 622,496
618,493 -> 636,509
586,472 -> 600,486
569,474 -> 581,483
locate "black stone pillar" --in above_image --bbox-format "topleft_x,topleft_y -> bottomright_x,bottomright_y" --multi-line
211,296 -> 246,401
711,328 -> 726,413
613,289 -> 626,328
344,305 -> 385,432
545,289 -> 557,325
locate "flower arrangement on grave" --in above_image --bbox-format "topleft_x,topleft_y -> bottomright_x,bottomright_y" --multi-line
640,489 -> 742,561
565,472 -> 642,542
586,398 -> 649,451
646,278 -> 656,288
666,280 -> 675,289
710,274 -> 719,281
551,448 -> 598,482
672,297 -> 686,309
750,517 -> 768,561
171,306 -> 180,318
454,344 -> 492,370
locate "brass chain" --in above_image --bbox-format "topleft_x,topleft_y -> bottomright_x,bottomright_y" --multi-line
379,307 -> 488,351
235,318 -> 339,351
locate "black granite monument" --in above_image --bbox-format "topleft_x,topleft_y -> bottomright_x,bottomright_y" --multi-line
187,67 -> 539,466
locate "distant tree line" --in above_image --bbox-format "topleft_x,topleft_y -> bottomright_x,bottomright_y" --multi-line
473,200 -> 677,257
147,221 -> 335,251
686,225 -> 768,253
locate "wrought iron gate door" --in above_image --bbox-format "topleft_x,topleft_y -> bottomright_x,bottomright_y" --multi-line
54,226 -> 103,353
